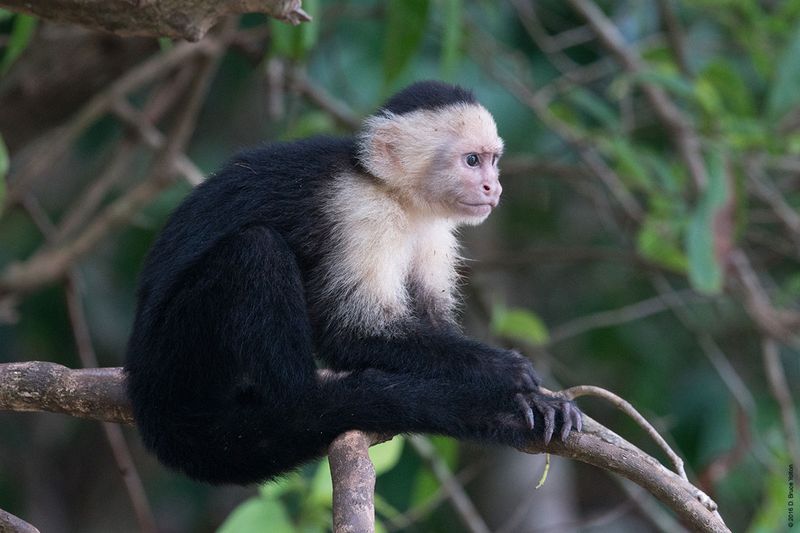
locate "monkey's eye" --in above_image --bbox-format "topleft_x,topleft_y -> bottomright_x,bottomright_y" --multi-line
492,154 -> 499,166
465,153 -> 480,167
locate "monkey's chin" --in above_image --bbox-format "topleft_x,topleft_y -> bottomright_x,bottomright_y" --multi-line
457,202 -> 493,217
453,203 -> 493,225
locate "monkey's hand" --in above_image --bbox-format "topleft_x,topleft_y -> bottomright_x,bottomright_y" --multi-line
514,390 -> 582,444
486,350 -> 582,443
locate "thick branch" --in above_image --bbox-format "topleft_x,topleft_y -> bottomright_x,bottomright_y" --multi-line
0,509 -> 39,533
0,362 -> 730,532
0,0 -> 310,42
0,362 -> 132,423
329,431 -> 376,533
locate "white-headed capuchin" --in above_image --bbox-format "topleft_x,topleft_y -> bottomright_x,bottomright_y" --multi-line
125,81 -> 582,484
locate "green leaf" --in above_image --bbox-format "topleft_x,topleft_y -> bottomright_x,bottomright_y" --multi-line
217,497 -> 294,533
309,459 -> 333,507
606,138 -> 653,191
685,150 -> 729,294
637,217 -> 688,272
746,460 -> 790,533
698,60 -> 755,117
613,69 -> 694,102
268,0 -> 319,60
259,472 -> 303,499
491,306 -> 549,346
1,14 -> 37,75
369,436 -> 405,475
282,111 -> 336,140
767,24 -> 800,120
383,0 -> 430,86
439,0 -> 462,80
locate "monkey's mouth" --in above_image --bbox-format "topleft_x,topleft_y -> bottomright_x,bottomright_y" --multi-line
457,201 -> 495,216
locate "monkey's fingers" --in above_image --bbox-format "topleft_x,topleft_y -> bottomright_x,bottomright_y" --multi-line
515,393 -> 535,430
542,404 -> 556,444
570,403 -> 583,434
559,408 -> 572,442
521,372 -> 537,391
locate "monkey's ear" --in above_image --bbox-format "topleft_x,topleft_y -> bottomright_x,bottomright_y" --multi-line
359,118 -> 406,180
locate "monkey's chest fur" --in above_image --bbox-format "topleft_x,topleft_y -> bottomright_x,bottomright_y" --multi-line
306,172 -> 461,337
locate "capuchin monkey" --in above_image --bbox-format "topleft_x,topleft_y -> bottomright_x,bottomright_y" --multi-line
125,81 -> 582,484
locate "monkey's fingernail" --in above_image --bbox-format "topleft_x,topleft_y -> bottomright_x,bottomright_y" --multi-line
515,394 -> 535,429
544,409 -> 555,445
561,416 -> 572,441
575,410 -> 583,433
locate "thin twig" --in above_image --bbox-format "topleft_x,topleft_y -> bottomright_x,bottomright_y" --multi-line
566,0 -> 709,192
20,193 -> 158,533
5,39 -> 218,207
112,99 -> 205,185
53,140 -> 140,243
409,436 -> 491,533
291,69 -> 361,130
746,159 -> 800,241
465,23 -> 643,220
656,0 -> 691,76
383,461 -> 485,532
650,275 -> 757,415
614,478 -> 688,533
761,338 -> 800,470
0,27 -> 231,297
729,249 -> 800,346
561,385 -> 688,481
548,289 -> 705,345
65,278 -> 158,533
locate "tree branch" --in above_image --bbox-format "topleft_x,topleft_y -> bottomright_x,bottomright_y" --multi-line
0,362 -> 132,423
0,0 -> 310,42
329,431 -> 376,533
0,362 -> 731,532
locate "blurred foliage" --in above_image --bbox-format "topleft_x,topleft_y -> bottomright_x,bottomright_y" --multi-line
0,0 -> 799,532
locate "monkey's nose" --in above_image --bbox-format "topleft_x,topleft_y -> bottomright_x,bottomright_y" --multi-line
482,180 -> 502,205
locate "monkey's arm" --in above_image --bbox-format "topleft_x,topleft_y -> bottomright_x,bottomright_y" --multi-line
319,327 -> 581,443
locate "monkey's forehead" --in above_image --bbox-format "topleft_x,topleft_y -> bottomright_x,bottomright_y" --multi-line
371,103 -> 504,154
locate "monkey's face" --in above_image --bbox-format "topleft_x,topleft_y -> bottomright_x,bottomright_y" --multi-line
441,141 -> 503,225
359,103 -> 504,225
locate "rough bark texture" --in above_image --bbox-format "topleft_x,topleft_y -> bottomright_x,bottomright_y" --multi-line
521,418 -> 729,533
0,508 -> 40,533
329,431 -> 376,533
0,362 -> 731,533
0,0 -> 310,41
0,362 -> 132,424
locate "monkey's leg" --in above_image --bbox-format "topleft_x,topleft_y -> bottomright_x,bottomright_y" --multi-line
128,225 -> 323,484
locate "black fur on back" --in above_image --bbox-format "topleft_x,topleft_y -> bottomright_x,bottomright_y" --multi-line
379,80 -> 477,116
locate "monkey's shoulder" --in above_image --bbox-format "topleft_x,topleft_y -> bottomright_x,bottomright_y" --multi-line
217,135 -> 359,187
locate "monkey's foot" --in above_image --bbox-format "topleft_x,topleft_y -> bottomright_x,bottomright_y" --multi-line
514,392 -> 582,444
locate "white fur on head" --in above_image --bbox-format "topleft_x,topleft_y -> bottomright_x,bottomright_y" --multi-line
357,103 -> 504,215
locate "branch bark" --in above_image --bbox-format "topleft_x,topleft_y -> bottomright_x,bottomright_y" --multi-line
329,431 -> 376,533
0,0 -> 310,42
0,508 -> 39,533
0,362 -> 731,533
